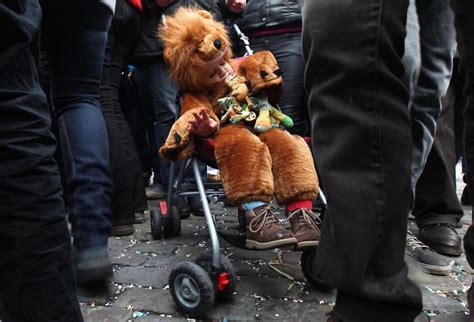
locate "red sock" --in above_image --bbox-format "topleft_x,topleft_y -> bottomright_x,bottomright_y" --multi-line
286,200 -> 313,212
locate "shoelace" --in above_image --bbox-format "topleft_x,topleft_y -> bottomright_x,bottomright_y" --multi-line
406,231 -> 428,251
248,205 -> 279,233
287,208 -> 321,229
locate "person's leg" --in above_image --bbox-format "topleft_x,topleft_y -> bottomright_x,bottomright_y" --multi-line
251,33 -> 310,137
413,82 -> 463,256
41,0 -> 113,283
100,0 -> 143,233
301,0 -> 422,320
452,0 -> 474,294
0,1 -> 82,320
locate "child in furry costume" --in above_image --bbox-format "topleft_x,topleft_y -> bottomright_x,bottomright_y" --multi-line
159,7 -> 320,250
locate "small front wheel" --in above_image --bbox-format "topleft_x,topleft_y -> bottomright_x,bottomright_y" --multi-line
195,251 -> 237,301
163,206 -> 181,238
169,261 -> 215,316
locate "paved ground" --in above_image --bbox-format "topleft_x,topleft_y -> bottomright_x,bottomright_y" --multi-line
78,166 -> 472,321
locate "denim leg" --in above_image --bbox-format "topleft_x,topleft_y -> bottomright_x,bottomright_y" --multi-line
301,0 -> 422,320
139,61 -> 179,189
41,0 -> 113,248
452,0 -> 474,269
0,1 -> 81,320
405,0 -> 456,192
250,34 -> 310,136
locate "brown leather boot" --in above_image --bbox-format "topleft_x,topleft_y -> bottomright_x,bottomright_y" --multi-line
287,208 -> 320,250
245,205 -> 297,249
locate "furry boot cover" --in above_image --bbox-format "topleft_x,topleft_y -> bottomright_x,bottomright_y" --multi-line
259,129 -> 319,204
214,125 -> 274,205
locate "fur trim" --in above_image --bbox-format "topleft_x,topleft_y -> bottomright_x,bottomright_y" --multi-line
259,129 -> 319,204
214,125 -> 274,204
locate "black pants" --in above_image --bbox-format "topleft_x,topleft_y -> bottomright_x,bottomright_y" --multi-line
413,58 -> 464,227
301,0 -> 422,320
100,0 -> 147,224
452,0 -> 474,269
250,32 -> 310,137
0,1 -> 82,320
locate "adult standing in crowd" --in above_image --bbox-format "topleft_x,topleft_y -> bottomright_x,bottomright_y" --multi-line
0,0 -> 84,320
40,0 -> 115,286
451,0 -> 474,315
100,0 -> 148,237
222,0 -> 310,136
300,0 -> 422,320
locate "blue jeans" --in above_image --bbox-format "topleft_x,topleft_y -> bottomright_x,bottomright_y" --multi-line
0,1 -> 82,320
136,61 -> 179,189
403,0 -> 456,192
41,0 -> 113,249
301,0 -> 422,320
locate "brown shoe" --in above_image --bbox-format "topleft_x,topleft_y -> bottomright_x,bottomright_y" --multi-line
287,208 -> 320,250
134,212 -> 146,224
110,224 -> 135,237
245,205 -> 297,249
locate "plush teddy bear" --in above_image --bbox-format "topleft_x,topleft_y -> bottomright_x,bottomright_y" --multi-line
158,7 -> 320,251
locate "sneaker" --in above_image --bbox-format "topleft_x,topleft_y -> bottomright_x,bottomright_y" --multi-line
244,205 -> 297,249
406,230 -> 451,275
74,246 -> 113,287
146,185 -> 165,200
287,208 -> 320,250
110,224 -> 135,237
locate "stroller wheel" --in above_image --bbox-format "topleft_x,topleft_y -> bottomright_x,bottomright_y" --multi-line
169,261 -> 215,316
163,206 -> 181,238
301,250 -> 332,291
150,208 -> 163,239
195,251 -> 236,301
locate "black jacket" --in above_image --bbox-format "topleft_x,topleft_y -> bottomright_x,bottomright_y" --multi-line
238,0 -> 302,33
133,0 -> 217,64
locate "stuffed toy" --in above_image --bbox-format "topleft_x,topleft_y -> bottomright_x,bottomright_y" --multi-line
159,7 -> 320,250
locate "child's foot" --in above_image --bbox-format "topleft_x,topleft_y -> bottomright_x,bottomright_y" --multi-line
244,205 -> 297,249
287,208 -> 321,250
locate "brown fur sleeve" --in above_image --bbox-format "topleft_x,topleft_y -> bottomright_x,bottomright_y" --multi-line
159,94 -> 220,162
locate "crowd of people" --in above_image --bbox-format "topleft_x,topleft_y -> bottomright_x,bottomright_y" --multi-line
1,0 -> 474,321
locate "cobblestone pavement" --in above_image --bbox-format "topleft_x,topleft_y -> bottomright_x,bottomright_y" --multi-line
79,166 -> 472,321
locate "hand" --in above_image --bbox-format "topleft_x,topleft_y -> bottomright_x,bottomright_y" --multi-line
189,109 -> 218,137
155,0 -> 174,7
226,0 -> 246,13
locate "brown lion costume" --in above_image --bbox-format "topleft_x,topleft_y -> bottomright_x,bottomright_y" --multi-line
159,7 -> 320,250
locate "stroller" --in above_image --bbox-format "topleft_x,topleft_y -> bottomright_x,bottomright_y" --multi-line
149,24 -> 328,316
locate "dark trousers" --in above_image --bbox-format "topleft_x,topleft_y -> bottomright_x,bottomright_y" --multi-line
100,0 -> 147,224
41,0 -> 113,248
301,0 -> 422,320
250,32 -> 310,137
0,1 -> 82,320
413,58 -> 464,227
452,0 -> 474,269
135,61 -> 179,189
